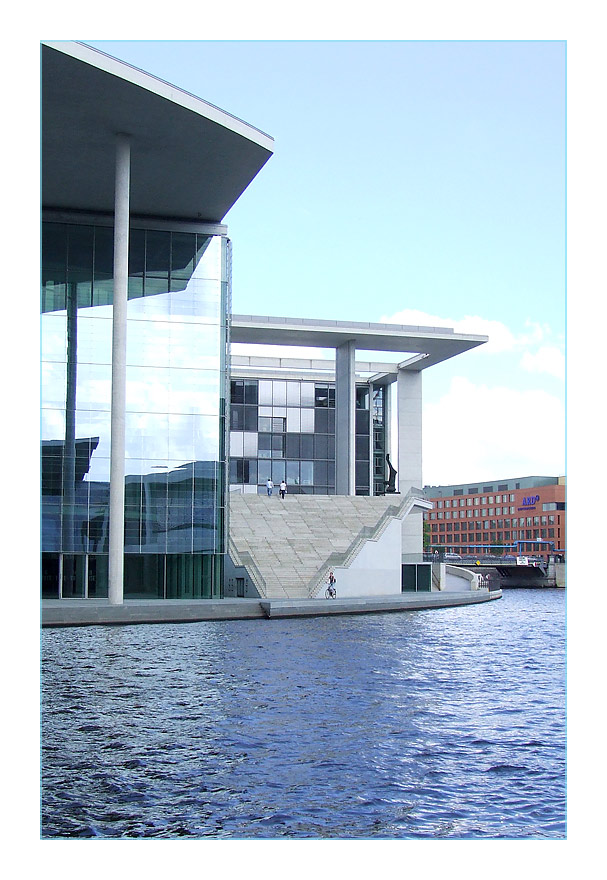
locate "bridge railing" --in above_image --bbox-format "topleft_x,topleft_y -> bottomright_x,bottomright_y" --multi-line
423,553 -> 550,568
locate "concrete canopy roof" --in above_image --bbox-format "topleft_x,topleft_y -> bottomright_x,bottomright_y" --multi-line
42,41 -> 274,223
231,315 -> 487,370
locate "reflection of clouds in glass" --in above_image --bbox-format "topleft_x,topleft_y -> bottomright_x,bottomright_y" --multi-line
40,314 -> 67,362
41,361 -> 67,408
41,408 -> 65,440
41,235 -> 224,496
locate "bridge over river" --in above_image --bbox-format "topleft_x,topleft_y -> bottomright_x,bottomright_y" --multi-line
445,557 -> 566,588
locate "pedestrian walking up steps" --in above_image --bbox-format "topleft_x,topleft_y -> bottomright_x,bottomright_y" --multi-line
228,489 -> 430,600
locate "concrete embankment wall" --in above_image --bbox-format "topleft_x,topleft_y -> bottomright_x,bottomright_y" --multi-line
41,589 -> 502,627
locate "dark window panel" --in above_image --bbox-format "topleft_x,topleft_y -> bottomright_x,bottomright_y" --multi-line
301,435 -> 314,459
244,406 -> 258,432
145,230 -> 170,279
231,380 -> 244,405
356,409 -> 370,434
315,460 -> 328,485
356,435 -> 370,460
171,232 -> 197,281
315,408 -> 329,433
230,404 -> 244,430
356,386 -> 369,409
355,461 -> 370,488
93,225 -> 114,306
285,434 -> 301,458
314,434 -> 329,460
128,228 -> 146,299
244,380 -> 258,405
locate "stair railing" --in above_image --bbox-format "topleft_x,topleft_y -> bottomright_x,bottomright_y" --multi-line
305,488 -> 429,598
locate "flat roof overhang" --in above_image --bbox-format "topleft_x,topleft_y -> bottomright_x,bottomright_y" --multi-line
231,315 -> 487,370
42,41 -> 274,222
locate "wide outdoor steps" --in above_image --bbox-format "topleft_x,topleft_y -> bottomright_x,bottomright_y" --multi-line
228,492 -> 422,599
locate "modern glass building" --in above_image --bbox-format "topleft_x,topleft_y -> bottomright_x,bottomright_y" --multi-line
41,40 -> 273,602
41,219 -> 230,599
228,376 -> 387,496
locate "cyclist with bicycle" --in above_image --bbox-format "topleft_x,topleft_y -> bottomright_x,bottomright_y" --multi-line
325,570 -> 337,599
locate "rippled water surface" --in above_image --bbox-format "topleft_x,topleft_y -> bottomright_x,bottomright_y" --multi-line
41,589 -> 566,839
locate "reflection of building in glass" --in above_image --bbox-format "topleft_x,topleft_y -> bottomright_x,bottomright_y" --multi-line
41,41 -> 273,600
41,224 -> 229,598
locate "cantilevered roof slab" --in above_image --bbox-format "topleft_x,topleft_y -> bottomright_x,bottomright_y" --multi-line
231,315 -> 487,370
42,41 -> 274,222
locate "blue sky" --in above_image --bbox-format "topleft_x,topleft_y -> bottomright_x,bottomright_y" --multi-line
87,39 -> 566,485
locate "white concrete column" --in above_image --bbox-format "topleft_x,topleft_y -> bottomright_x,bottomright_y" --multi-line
335,340 -> 356,495
108,134 -> 131,605
396,368 -> 423,494
397,368 -> 423,560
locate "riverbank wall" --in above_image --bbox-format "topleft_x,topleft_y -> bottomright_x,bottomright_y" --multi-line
41,589 -> 501,628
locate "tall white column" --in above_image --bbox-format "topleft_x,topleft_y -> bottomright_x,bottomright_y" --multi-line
396,368 -> 423,494
108,134 -> 131,605
335,340 -> 356,495
397,368 -> 424,559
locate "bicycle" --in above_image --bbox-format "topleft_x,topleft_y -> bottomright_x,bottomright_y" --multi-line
325,582 -> 337,599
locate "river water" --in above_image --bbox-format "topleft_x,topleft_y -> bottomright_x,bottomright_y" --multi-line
40,588 -> 566,839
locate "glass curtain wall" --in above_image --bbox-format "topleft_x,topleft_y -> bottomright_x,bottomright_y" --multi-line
229,378 -> 375,496
41,220 -> 228,599
372,387 -> 387,496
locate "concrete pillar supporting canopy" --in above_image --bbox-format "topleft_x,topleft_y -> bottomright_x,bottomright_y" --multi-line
335,340 -> 356,495
396,368 -> 423,495
108,134 -> 131,605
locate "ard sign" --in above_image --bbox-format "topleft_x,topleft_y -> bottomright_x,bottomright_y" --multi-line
518,494 -> 540,511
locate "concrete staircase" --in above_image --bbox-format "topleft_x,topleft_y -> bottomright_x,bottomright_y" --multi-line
228,490 -> 428,599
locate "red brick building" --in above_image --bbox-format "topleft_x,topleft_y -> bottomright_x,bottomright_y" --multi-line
423,476 -> 566,560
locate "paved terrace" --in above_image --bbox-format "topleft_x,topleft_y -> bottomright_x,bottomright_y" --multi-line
41,590 -> 501,628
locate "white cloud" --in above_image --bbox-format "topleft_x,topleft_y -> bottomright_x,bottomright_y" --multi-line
520,346 -> 566,380
422,376 -> 565,485
381,308 -> 517,354
381,308 -> 564,370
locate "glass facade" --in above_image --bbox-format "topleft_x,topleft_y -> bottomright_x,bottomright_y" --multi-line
229,377 -> 385,496
41,219 -> 229,599
372,387 -> 387,496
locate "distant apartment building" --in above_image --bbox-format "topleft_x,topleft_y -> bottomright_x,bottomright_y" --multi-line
423,476 -> 566,560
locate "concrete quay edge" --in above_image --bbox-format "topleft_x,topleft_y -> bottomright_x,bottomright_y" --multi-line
260,589 -> 500,618
41,590 -> 501,628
